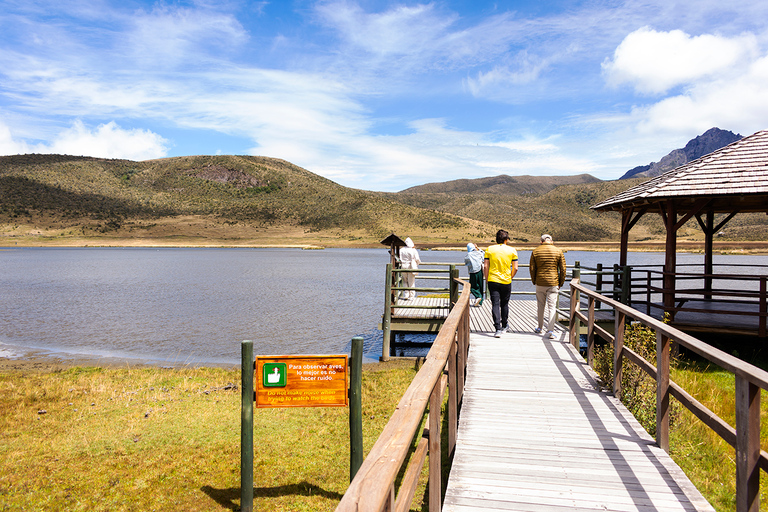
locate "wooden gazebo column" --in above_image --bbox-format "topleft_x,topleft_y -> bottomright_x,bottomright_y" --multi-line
662,201 -> 677,321
696,208 -> 740,299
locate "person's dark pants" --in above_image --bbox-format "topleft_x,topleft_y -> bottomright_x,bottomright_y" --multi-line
488,281 -> 511,331
469,271 -> 483,300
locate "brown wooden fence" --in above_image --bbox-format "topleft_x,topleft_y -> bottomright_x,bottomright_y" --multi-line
570,277 -> 768,512
336,279 -> 471,512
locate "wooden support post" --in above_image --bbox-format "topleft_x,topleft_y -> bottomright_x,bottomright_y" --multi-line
656,332 -> 670,452
587,296 -> 595,366
449,266 -> 459,308
613,311 -> 625,400
760,277 -> 767,338
240,340 -> 254,512
448,334 -> 457,460
569,268 -> 580,350
595,263 -> 603,310
429,380 -> 442,512
704,210 -> 714,300
664,200 -> 677,322
620,265 -> 631,305
383,263 -> 393,361
349,337 -> 363,482
736,375 -> 760,512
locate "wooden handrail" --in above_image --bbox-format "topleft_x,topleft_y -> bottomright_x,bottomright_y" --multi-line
337,279 -> 471,512
570,278 -> 767,512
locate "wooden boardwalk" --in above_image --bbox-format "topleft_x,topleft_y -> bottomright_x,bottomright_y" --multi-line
393,294 -> 560,334
443,326 -> 714,511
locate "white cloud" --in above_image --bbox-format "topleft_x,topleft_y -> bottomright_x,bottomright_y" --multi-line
603,27 -> 759,95
634,53 -> 768,134
38,121 -> 169,160
0,120 -> 30,154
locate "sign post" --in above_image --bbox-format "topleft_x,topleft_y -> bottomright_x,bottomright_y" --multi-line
241,340 -> 254,512
241,341 -> 364,508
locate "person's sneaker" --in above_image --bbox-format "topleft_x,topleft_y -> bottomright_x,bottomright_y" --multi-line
494,330 -> 503,338
505,326 -> 514,333
547,331 -> 556,339
534,327 -> 542,334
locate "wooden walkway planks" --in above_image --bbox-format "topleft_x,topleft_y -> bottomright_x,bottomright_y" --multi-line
443,330 -> 715,512
469,296 -> 566,334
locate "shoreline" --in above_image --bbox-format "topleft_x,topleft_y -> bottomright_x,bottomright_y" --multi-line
3,240 -> 768,254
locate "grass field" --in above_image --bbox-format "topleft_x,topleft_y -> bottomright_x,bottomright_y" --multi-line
0,361 -> 426,512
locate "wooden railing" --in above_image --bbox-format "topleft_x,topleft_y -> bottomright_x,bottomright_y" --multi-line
337,279 -> 471,512
569,277 -> 768,512
572,263 -> 768,337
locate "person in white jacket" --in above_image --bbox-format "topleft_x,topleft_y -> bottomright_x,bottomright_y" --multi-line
399,237 -> 421,300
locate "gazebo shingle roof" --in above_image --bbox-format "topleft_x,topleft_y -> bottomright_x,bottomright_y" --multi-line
592,129 -> 768,213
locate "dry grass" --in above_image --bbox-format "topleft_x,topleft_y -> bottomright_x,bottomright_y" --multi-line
0,361 -> 424,511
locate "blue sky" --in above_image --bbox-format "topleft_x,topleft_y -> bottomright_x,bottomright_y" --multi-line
1,0 -> 767,191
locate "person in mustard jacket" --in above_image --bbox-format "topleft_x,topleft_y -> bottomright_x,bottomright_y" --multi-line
529,234 -> 566,339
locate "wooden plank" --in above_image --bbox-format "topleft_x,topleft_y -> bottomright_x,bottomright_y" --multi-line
443,331 -> 715,512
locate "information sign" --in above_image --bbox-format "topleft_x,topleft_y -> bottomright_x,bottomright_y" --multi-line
254,355 -> 348,408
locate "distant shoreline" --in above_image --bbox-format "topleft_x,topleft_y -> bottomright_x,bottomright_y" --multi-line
3,239 -> 768,254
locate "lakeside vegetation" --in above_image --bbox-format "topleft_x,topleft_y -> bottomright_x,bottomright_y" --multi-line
0,361 -> 427,512
2,153 -> 767,247
593,323 -> 768,511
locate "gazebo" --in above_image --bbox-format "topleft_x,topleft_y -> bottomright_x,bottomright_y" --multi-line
591,129 -> 768,336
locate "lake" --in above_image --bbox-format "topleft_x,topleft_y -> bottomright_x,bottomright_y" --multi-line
2,247 -> 767,366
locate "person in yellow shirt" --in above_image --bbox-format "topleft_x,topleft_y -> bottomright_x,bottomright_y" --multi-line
483,230 -> 519,338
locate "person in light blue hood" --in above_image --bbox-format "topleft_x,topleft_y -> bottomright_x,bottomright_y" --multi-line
464,243 -> 484,306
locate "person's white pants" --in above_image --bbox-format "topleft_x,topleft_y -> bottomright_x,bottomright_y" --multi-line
403,271 -> 416,299
536,285 -> 559,332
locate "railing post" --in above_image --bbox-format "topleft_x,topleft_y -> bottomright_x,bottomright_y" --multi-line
656,332 -> 670,452
646,270 -> 652,315
613,311 -> 625,400
429,379 -> 442,512
449,265 -> 459,308
595,263 -> 603,310
613,263 -> 620,301
620,265 -> 631,305
383,264 -> 393,361
587,296 -> 595,367
448,330 -> 458,459
241,340 -> 254,512
569,268 -> 581,350
760,277 -> 766,338
736,375 -> 760,512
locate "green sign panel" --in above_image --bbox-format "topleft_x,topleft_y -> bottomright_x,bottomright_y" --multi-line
262,362 -> 287,387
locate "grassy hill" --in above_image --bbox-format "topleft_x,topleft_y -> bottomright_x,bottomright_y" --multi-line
2,153 -> 766,248
399,173 -> 601,195
0,154 -> 494,246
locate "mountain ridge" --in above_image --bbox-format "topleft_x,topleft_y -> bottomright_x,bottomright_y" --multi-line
620,127 -> 742,179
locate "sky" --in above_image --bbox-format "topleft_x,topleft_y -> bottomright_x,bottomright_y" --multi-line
1,1 -> 767,192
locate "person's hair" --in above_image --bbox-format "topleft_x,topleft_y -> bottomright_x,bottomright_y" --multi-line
495,229 -> 509,244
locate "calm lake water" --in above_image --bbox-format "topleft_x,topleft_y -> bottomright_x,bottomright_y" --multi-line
2,247 -> 767,366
